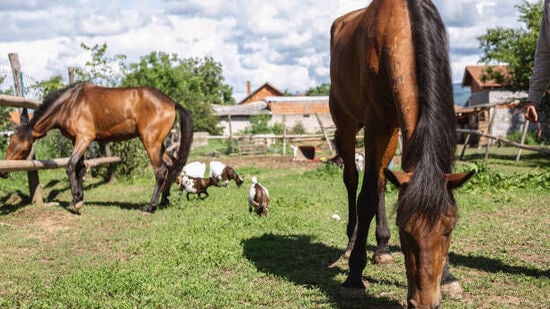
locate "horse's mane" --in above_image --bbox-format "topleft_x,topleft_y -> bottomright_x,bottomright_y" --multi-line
30,82 -> 87,127
398,0 -> 457,226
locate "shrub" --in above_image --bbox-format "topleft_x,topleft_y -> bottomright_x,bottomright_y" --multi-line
506,131 -> 539,145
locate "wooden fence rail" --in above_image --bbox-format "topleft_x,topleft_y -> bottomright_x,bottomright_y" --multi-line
0,156 -> 122,173
0,94 -> 41,109
457,128 -> 550,154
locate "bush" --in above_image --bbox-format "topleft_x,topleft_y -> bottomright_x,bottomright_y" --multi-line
506,131 -> 539,145
291,122 -> 305,134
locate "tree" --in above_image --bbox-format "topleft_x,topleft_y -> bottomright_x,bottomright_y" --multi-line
122,52 -> 234,134
30,75 -> 65,99
477,0 -> 544,90
305,82 -> 330,96
76,42 -> 127,86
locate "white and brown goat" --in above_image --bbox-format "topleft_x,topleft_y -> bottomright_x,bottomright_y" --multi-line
209,160 -> 244,187
248,176 -> 270,216
177,175 -> 221,200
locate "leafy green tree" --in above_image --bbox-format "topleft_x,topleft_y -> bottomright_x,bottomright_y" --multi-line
122,52 -> 234,134
305,82 -> 330,96
30,75 -> 65,99
478,0 -> 544,90
76,42 -> 127,86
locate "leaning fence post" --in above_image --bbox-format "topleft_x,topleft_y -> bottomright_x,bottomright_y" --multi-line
515,120 -> 530,164
9,53 -> 43,204
459,133 -> 471,161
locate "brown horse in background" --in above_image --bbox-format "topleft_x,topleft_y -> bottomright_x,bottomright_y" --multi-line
330,0 -> 474,307
1,82 -> 193,214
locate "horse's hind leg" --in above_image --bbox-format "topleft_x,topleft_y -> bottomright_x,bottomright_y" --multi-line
144,163 -> 168,213
141,141 -> 168,213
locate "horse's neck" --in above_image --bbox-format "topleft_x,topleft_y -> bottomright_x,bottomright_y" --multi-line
31,117 -> 55,139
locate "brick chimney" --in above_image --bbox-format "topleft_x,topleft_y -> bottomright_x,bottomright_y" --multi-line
246,81 -> 251,96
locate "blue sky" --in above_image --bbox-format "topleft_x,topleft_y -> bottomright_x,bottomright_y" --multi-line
0,0 -> 539,101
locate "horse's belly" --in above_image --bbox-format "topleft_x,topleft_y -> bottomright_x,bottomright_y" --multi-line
95,120 -> 139,141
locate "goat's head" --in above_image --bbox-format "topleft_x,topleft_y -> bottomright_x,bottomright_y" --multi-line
209,176 -> 222,187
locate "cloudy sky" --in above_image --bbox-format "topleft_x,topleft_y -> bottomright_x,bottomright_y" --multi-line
0,0 -> 539,101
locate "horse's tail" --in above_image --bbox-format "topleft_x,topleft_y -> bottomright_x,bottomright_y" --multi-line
174,104 -> 194,175
163,104 -> 193,191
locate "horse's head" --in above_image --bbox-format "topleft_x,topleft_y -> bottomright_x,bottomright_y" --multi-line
1,125 -> 35,178
385,169 -> 474,308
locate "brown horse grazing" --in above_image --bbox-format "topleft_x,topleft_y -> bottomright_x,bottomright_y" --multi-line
1,82 -> 193,214
330,1 -> 474,308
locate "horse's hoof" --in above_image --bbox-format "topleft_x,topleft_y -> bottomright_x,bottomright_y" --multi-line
141,211 -> 152,217
372,252 -> 394,265
441,280 -> 463,299
67,201 -> 83,214
342,250 -> 351,260
327,255 -> 347,268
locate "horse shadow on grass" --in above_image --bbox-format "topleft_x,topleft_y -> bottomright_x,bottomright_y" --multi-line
448,252 -> 550,279
0,179 -> 145,215
241,233 -> 403,308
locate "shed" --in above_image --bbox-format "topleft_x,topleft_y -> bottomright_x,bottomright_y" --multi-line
212,101 -> 269,136
460,65 -> 528,146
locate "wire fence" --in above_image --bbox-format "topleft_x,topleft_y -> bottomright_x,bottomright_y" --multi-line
0,66 -> 42,100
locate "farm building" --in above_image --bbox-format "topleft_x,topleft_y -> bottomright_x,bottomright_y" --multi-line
213,82 -> 333,136
239,81 -> 284,105
458,65 -> 528,146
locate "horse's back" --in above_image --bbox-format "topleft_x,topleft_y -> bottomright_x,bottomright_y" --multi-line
76,84 -> 176,141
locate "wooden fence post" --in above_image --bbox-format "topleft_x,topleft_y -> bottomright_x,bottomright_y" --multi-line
459,133 -> 471,161
515,120 -> 530,164
282,115 -> 287,156
68,66 -> 75,83
314,112 -> 334,156
9,53 -> 43,204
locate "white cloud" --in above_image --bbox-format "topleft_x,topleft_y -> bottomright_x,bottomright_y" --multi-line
0,0 -> 538,101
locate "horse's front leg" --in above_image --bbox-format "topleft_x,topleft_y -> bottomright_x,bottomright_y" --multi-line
332,127 -> 359,260
372,128 -> 399,264
343,167 -> 377,290
372,187 -> 393,264
440,256 -> 463,299
66,139 -> 91,213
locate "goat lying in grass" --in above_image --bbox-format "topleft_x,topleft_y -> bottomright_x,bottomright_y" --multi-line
177,175 -> 221,200
248,176 -> 269,216
210,160 -> 244,187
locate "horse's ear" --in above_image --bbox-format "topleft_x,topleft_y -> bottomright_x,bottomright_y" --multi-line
384,169 -> 412,187
20,108 -> 30,125
445,170 -> 475,189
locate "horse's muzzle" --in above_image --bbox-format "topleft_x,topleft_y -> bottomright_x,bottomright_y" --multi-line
0,172 -> 9,179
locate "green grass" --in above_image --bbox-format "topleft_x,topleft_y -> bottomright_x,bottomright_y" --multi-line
0,146 -> 549,308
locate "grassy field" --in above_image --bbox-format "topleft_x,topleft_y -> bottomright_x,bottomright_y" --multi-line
0,145 -> 549,308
